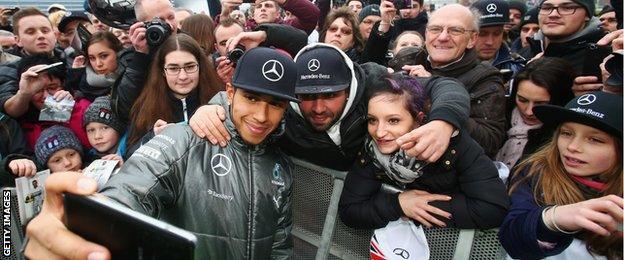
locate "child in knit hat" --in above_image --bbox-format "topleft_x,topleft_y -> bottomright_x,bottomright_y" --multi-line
34,125 -> 83,173
83,96 -> 127,163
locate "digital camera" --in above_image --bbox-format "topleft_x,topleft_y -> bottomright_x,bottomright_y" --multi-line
144,18 -> 172,47
227,44 -> 246,65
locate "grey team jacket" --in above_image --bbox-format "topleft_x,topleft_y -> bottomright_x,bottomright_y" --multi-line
100,92 -> 294,259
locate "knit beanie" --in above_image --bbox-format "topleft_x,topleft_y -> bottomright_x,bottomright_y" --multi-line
508,0 -> 527,16
520,7 -> 539,27
359,4 -> 381,23
540,0 -> 594,17
35,125 -> 83,165
83,96 -> 125,134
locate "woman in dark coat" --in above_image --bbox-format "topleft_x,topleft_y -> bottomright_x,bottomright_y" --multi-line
339,73 -> 509,229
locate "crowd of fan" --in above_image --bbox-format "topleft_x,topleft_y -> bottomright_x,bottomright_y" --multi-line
0,0 -> 622,258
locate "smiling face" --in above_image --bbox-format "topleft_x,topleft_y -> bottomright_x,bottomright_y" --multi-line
86,122 -> 120,154
515,80 -> 550,125
47,148 -> 82,172
88,41 -> 118,75
367,93 -> 419,154
324,17 -> 355,51
538,0 -> 587,40
163,50 -> 200,99
557,122 -> 618,177
425,5 -> 477,67
227,85 -> 287,145
298,91 -> 348,132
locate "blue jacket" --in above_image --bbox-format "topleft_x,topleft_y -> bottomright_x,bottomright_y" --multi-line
498,167 -> 575,259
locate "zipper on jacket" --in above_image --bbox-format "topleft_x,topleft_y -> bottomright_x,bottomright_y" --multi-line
181,98 -> 188,123
246,152 -> 255,258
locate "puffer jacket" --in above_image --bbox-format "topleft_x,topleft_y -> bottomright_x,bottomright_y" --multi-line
280,45 -> 470,171
426,49 -> 506,158
100,92 -> 293,259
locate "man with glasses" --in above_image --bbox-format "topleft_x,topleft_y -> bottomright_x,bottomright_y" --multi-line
525,0 -> 609,96
404,4 -> 506,158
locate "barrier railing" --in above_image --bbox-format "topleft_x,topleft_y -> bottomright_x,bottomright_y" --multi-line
289,157 -> 506,260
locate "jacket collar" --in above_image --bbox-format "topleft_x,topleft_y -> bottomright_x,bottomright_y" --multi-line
427,49 -> 479,78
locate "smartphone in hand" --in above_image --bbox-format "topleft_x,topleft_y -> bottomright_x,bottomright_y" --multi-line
64,193 -> 197,259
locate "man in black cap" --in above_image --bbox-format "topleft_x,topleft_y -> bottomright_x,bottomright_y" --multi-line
510,7 -> 539,56
472,0 -> 525,82
525,0 -> 609,96
25,47 -> 298,259
56,11 -> 93,65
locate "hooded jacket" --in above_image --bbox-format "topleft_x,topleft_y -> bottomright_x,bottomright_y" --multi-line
426,49 -> 506,158
100,92 -> 293,259
525,18 -> 608,75
279,44 -> 471,171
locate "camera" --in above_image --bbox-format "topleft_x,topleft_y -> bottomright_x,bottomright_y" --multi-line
393,0 -> 413,9
144,18 -> 172,47
227,45 -> 246,64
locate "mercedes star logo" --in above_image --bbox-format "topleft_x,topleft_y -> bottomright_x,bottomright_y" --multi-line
262,60 -> 284,82
211,154 -> 232,177
393,248 -> 410,259
486,3 -> 497,13
577,93 -> 596,105
307,59 -> 320,72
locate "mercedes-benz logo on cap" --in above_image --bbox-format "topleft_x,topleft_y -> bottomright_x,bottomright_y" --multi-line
307,59 -> 320,72
262,60 -> 284,82
577,93 -> 596,105
486,3 -> 497,13
211,153 -> 232,177
393,248 -> 410,259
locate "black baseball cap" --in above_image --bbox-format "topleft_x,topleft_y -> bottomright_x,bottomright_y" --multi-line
534,91 -> 622,137
472,0 -> 509,27
231,47 -> 299,103
294,43 -> 352,94
605,52 -> 622,88
58,11 -> 91,33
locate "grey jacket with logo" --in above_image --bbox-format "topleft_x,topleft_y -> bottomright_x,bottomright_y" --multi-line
100,92 -> 294,259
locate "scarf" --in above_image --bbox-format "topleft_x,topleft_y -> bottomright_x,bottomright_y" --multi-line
85,65 -> 122,89
496,108 -> 542,168
365,137 -> 428,185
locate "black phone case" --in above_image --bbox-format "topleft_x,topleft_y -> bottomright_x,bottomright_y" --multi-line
64,193 -> 196,260
582,44 -> 611,79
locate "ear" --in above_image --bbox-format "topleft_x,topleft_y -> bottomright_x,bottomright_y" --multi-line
466,31 -> 478,49
226,83 -> 235,105
15,35 -> 22,47
417,111 -> 426,123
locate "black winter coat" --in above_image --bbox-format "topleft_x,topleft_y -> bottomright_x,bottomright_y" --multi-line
0,113 -> 37,187
338,131 -> 509,229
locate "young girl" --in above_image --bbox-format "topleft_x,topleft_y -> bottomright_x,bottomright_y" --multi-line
34,125 -> 83,173
83,96 -> 126,163
69,31 -> 124,101
499,91 -> 622,259
339,73 -> 508,229
126,34 -> 222,156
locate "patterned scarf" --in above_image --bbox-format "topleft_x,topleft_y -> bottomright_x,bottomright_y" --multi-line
365,137 -> 428,185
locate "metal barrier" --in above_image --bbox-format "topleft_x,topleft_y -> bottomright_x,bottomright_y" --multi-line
289,157 -> 506,260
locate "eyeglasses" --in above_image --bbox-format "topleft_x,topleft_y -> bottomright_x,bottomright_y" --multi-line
539,4 -> 582,15
426,26 -> 475,36
163,63 -> 199,75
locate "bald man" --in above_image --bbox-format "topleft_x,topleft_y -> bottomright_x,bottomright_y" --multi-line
404,4 -> 506,157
